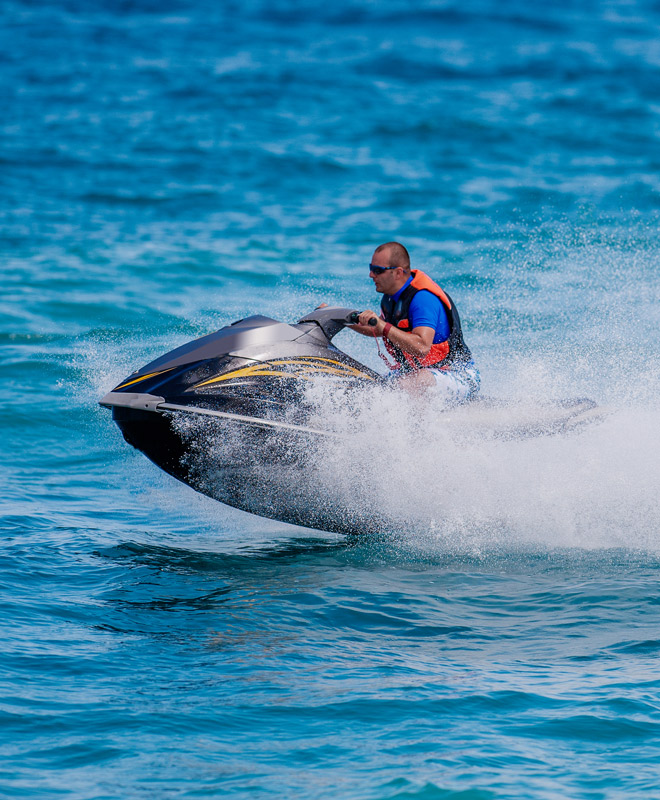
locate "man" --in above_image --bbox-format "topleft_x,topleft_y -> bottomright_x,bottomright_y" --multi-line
351,241 -> 480,402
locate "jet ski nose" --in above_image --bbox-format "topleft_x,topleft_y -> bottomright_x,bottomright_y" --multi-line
99,392 -> 165,412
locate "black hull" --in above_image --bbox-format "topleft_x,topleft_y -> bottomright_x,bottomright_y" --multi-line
113,407 -> 190,484
113,406 -> 385,536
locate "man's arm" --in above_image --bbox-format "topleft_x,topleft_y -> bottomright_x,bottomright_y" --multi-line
354,311 -> 434,358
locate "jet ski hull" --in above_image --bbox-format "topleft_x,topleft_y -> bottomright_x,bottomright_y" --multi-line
109,398 -> 386,535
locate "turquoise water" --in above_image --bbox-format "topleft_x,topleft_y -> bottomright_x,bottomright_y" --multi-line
3,1 -> 660,797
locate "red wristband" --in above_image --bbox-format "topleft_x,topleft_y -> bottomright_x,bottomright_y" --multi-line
382,323 -> 393,341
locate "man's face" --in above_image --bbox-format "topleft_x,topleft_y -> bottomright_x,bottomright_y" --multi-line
369,252 -> 402,295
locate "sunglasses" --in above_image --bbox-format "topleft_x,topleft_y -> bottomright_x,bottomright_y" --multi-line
369,263 -> 399,275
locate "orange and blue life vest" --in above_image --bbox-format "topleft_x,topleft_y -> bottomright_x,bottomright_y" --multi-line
380,270 -> 472,370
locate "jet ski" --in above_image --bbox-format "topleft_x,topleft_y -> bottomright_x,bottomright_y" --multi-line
100,306 -> 389,533
100,305 -> 604,535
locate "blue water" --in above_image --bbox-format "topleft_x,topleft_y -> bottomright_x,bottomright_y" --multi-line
3,0 -> 660,797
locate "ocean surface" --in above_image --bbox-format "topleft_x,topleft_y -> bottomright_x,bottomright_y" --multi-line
2,0 -> 660,797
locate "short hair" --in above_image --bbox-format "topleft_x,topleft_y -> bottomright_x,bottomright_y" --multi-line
374,241 -> 410,271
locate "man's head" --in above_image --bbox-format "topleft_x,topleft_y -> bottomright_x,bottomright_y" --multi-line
369,241 -> 411,295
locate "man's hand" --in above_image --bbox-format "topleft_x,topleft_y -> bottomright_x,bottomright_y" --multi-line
350,310 -> 385,337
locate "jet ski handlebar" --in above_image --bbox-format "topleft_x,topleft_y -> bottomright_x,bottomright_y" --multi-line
347,312 -> 378,327
297,306 -> 377,340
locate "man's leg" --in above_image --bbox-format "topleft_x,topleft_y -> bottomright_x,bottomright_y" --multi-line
394,365 -> 479,404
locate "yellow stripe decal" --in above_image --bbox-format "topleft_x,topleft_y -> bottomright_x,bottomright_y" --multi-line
194,358 -> 374,388
114,367 -> 174,391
